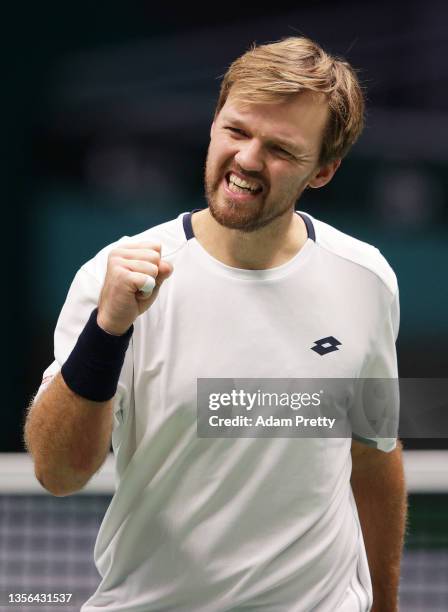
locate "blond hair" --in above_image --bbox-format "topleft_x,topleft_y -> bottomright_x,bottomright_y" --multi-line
215,37 -> 365,165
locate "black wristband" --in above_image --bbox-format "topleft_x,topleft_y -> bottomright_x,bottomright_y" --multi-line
61,308 -> 133,402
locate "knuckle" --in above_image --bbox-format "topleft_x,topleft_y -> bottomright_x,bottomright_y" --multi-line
108,253 -> 122,268
141,249 -> 160,262
147,262 -> 159,276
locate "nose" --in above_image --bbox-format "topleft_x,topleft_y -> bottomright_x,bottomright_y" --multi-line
234,140 -> 265,173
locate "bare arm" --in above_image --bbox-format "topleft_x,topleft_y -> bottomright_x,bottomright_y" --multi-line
350,439 -> 407,612
24,241 -> 173,497
24,372 -> 113,496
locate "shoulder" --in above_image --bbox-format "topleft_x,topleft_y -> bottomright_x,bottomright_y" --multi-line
79,213 -> 188,284
303,212 -> 398,297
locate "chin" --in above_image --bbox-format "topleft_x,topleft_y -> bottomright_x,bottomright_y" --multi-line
208,199 -> 270,233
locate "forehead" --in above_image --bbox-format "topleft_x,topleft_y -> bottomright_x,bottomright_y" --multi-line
218,91 -> 329,152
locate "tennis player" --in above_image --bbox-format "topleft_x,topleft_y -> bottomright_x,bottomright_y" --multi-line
25,36 -> 407,611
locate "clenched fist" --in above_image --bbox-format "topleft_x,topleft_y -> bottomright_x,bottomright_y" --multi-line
97,242 -> 173,335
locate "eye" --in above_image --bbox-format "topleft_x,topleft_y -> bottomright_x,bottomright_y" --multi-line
225,126 -> 246,137
271,146 -> 295,160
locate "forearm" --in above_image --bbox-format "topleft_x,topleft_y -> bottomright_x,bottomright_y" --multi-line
351,443 -> 407,612
24,372 -> 113,496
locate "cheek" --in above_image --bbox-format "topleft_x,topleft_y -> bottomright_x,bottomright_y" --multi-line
270,169 -> 308,199
207,142 -> 222,169
270,167 -> 298,189
206,144 -> 227,186
210,136 -> 236,163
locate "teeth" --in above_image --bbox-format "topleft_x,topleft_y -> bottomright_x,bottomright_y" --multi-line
228,182 -> 251,194
229,173 -> 260,192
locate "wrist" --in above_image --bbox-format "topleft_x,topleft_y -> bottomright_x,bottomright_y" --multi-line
96,310 -> 132,337
61,308 -> 133,402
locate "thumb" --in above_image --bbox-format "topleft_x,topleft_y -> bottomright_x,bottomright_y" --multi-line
135,261 -> 173,304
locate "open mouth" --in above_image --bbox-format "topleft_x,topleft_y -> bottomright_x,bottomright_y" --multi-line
225,172 -> 263,196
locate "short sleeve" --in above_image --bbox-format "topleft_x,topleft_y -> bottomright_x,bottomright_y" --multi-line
351,288 -> 400,453
35,263 -> 133,424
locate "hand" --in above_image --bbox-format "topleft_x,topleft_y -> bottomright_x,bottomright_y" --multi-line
97,242 -> 173,335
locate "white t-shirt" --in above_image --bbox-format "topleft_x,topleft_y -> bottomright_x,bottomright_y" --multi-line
38,211 -> 399,612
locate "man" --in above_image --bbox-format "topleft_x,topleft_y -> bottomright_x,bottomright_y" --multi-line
24,36 -> 407,611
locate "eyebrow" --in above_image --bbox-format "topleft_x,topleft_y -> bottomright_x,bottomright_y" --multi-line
221,114 -> 307,156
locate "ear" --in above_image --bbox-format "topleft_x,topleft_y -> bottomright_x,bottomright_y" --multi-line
307,159 -> 341,189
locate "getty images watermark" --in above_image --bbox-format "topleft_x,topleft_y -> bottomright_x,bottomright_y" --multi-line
197,378 -> 448,439
197,378 -> 400,439
207,388 -> 336,429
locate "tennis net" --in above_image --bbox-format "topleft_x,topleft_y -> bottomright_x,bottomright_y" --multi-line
0,452 -> 446,611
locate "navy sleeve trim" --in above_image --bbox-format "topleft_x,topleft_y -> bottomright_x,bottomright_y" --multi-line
296,211 -> 316,242
182,209 -> 204,240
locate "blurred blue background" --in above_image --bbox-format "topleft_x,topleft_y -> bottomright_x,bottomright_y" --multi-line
5,1 -> 448,451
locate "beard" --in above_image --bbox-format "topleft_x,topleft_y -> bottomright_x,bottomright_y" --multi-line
204,152 -> 306,233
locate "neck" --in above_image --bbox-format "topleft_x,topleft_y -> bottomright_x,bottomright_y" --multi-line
191,208 -> 308,270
